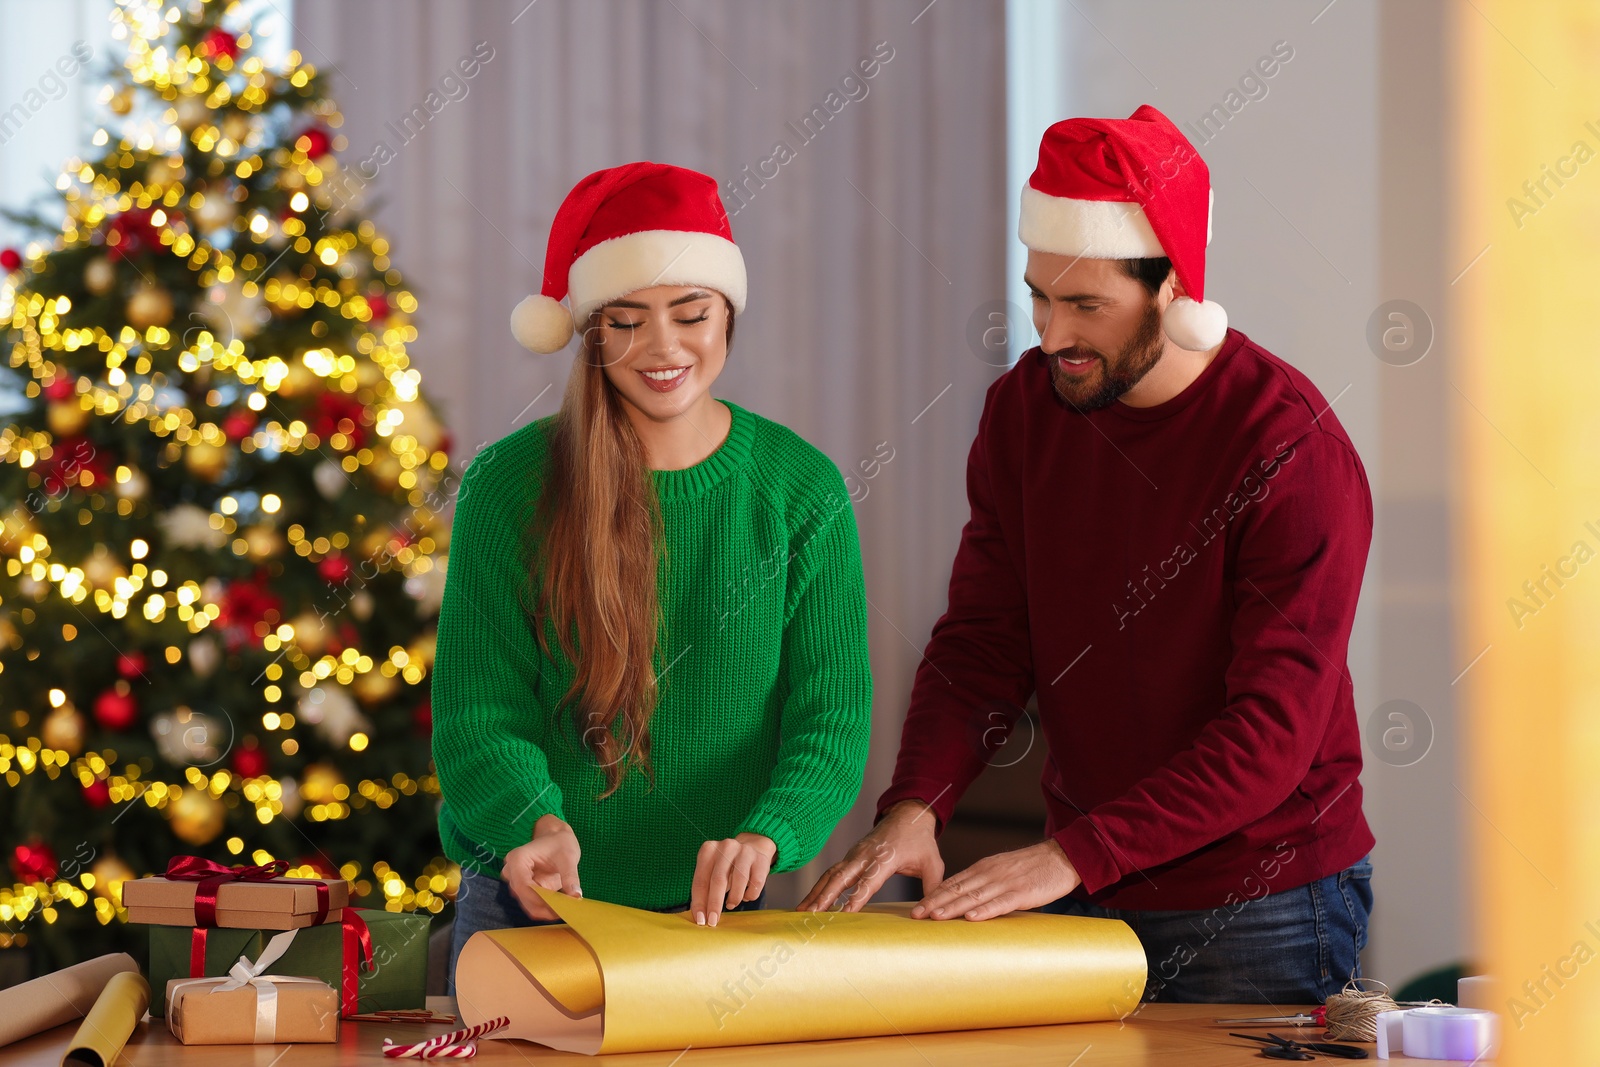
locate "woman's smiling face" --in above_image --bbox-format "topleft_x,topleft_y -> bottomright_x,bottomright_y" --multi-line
590,285 -> 730,423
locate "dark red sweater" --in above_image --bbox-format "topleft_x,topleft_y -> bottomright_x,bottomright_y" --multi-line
876,328 -> 1375,910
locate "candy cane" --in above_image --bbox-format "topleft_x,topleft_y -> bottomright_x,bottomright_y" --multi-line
381,1016 -> 509,1059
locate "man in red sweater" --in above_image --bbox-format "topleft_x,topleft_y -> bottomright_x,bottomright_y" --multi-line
801,105 -> 1374,1004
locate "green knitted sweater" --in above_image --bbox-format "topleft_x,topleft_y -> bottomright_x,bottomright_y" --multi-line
431,399 -> 873,909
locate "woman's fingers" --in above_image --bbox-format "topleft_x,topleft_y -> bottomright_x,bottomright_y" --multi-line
797,854 -> 869,911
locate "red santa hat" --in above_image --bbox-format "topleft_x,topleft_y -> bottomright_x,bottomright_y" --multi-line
510,162 -> 747,353
1019,104 -> 1227,351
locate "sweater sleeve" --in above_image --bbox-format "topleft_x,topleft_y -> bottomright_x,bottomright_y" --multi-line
872,385 -> 1035,833
734,477 -> 873,873
431,451 -> 567,868
1053,430 -> 1374,894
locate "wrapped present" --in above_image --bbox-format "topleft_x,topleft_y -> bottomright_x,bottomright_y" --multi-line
124,856 -> 347,929
147,906 -> 428,1019
274,908 -> 429,1017
166,930 -> 339,1044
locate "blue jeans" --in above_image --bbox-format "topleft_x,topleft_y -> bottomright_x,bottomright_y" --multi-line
1041,854 -> 1373,1004
447,868 -> 768,994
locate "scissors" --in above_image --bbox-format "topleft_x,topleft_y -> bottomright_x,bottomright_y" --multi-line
1229,1032 -> 1369,1059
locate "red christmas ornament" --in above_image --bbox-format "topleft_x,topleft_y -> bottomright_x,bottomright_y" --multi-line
198,28 -> 240,60
82,778 -> 111,809
317,552 -> 351,584
222,409 -> 258,441
366,293 -> 389,321
92,682 -> 139,730
103,207 -> 165,262
309,393 -> 368,450
232,742 -> 269,779
0,248 -> 21,272
116,650 -> 148,679
11,841 -> 58,883
43,377 -> 76,401
297,126 -> 332,160
36,436 -> 114,497
217,572 -> 282,652
413,696 -> 433,735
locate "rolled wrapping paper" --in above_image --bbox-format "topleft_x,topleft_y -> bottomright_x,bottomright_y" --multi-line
61,970 -> 150,1067
456,886 -> 1147,1055
1400,1005 -> 1500,1060
0,953 -> 138,1047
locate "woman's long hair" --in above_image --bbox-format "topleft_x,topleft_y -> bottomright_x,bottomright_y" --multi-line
530,300 -> 735,799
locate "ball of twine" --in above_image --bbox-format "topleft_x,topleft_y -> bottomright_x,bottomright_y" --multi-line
1322,977 -> 1403,1041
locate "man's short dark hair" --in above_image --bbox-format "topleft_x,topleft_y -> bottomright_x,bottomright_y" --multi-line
1118,257 -> 1172,297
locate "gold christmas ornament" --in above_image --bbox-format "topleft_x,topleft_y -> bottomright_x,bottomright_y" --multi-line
243,524 -> 283,560
83,545 -> 128,587
84,256 -> 117,295
108,86 -> 134,115
289,610 -> 330,655
298,762 -> 344,805
352,669 -> 398,706
89,854 -> 136,903
145,156 -> 185,186
368,450 -> 402,491
173,94 -> 211,130
222,112 -> 252,145
277,359 -> 319,398
183,441 -> 228,481
166,786 -> 226,846
125,283 -> 175,329
194,193 -> 239,233
47,398 -> 90,437
42,704 -> 87,756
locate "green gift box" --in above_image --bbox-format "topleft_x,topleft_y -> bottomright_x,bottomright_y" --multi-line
274,908 -> 430,1016
147,925 -> 265,1018
146,908 -> 429,1018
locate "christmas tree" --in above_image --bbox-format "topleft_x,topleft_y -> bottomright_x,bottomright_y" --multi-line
0,0 -> 458,971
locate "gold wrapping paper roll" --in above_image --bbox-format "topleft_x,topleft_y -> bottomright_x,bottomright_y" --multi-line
456,886 -> 1146,1055
0,953 -> 138,1048
61,970 -> 150,1067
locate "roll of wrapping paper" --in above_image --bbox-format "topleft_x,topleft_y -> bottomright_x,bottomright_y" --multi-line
0,953 -> 138,1048
60,970 -> 150,1067
455,886 -> 1147,1055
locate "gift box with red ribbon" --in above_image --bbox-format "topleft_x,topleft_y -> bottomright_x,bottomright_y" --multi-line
123,856 -> 348,929
147,906 -> 427,1019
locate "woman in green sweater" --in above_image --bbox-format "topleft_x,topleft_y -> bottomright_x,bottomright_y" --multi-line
435,162 -> 873,988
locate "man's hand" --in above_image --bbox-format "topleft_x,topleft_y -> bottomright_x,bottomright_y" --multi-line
501,814 -> 581,921
690,833 -> 776,926
911,838 -> 1081,921
797,799 -> 945,912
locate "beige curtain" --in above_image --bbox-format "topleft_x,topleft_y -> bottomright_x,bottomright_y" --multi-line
292,0 -> 1009,903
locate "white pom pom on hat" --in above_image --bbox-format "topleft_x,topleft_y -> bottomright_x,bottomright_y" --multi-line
509,294 -> 574,354
1018,104 -> 1229,352
510,162 -> 747,354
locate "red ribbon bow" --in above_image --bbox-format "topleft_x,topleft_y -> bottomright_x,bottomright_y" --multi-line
164,856 -> 331,977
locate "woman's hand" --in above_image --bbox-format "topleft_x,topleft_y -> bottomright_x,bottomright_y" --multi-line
500,814 -> 582,921
690,833 -> 776,926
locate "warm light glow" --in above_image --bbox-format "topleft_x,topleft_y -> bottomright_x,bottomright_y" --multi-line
130,539 -> 148,559
262,493 -> 280,513
49,689 -> 66,708
349,732 -> 368,752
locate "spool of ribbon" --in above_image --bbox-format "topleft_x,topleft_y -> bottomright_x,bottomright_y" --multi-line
167,930 -> 329,1043
382,1016 -> 509,1059
163,856 -> 331,977
1391,1006 -> 1499,1060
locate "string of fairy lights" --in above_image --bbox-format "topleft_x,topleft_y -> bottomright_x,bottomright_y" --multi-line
0,0 -> 460,945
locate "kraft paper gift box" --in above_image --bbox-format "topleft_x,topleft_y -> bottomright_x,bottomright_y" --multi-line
123,861 -> 348,928
166,975 -> 339,1044
165,929 -> 340,1044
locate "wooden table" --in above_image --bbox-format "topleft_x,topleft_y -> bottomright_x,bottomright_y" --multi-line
6,995 -> 1422,1065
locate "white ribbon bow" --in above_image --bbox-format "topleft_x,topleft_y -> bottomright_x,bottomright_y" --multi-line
169,929 -> 331,1043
